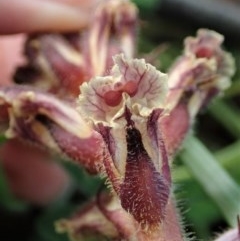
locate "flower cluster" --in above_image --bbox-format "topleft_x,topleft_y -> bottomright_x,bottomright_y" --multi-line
0,0 -> 236,240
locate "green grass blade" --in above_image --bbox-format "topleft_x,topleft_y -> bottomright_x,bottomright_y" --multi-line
208,100 -> 240,138
174,140 -> 240,182
180,136 -> 240,227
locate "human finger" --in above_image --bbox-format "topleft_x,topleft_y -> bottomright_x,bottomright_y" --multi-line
0,0 -> 96,34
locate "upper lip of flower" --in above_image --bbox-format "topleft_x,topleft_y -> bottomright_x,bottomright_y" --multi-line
78,54 -> 168,125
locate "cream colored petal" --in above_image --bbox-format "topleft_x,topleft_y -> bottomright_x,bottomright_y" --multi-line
78,54 -> 168,124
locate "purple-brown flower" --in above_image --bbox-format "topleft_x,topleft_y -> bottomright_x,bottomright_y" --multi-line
0,0 -> 235,240
78,54 -> 170,229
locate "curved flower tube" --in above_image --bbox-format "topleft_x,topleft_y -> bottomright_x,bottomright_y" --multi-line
0,85 -> 104,173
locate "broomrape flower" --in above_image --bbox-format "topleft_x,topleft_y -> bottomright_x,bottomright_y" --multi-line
0,0 -> 235,240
